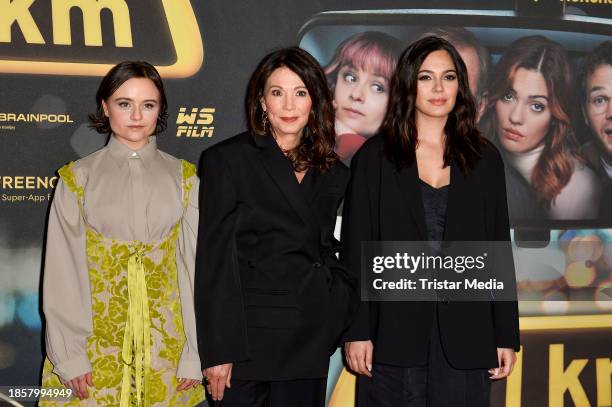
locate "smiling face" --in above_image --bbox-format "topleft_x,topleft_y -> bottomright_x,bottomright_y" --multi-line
415,50 -> 459,120
584,64 -> 612,156
102,77 -> 160,149
260,66 -> 312,141
495,68 -> 551,154
333,64 -> 390,136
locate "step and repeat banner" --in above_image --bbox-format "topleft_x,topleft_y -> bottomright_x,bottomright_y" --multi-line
0,1 -> 610,406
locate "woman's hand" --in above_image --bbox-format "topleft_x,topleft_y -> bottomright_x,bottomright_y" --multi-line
61,372 -> 93,400
345,340 -> 374,377
176,378 -> 201,391
203,363 -> 233,401
489,348 -> 517,379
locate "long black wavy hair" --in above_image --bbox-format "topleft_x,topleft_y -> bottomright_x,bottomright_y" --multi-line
381,36 -> 485,173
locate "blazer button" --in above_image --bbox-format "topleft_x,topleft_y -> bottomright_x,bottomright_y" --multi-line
439,297 -> 449,304
313,262 -> 322,268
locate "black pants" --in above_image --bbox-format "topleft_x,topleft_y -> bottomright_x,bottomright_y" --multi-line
357,309 -> 492,407
208,377 -> 327,407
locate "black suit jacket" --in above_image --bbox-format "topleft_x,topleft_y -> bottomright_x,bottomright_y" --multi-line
342,135 -> 520,369
194,131 -> 356,380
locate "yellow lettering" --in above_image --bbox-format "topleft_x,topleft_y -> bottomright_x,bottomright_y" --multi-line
38,177 -> 49,189
2,177 -> 12,188
50,176 -> 57,188
177,108 -> 198,125
8,113 -> 16,121
0,0 -> 45,44
0,113 -> 6,121
196,108 -> 215,125
52,0 -> 132,47
16,114 -> 26,121
13,177 -> 24,189
549,344 -> 591,407
596,358 -> 611,407
506,346 -> 523,407
25,177 -> 34,189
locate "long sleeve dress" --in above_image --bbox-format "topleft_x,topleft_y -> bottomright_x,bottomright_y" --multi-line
40,136 -> 205,406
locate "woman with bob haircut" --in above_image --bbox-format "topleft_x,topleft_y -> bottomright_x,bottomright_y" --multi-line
40,61 -> 205,406
480,35 -> 600,220
342,36 -> 519,406
324,31 -> 402,163
194,47 -> 356,406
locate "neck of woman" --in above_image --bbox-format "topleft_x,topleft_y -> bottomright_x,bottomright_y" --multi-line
272,129 -> 301,152
415,113 -> 447,146
506,143 -> 545,183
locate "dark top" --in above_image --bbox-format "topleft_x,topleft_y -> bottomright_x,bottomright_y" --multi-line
342,134 -> 520,369
194,131 -> 357,380
420,179 -> 449,245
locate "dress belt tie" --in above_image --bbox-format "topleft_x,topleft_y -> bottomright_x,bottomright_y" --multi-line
120,249 -> 151,407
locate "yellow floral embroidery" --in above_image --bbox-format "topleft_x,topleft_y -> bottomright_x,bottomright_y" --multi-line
41,161 -> 204,406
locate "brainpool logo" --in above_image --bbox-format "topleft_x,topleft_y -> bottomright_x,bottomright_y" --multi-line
0,0 -> 203,77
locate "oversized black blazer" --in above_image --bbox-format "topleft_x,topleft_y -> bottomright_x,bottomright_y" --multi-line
342,134 -> 520,369
194,131 -> 356,381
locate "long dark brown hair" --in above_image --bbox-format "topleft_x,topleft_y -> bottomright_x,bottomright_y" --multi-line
480,36 -> 580,208
246,47 -> 338,172
381,36 -> 485,173
89,61 -> 168,135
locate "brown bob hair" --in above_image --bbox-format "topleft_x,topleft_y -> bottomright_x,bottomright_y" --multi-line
246,47 -> 338,172
89,61 -> 168,135
381,36 -> 486,173
480,36 -> 581,208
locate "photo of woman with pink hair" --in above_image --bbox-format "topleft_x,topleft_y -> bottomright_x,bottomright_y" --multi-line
324,31 -> 402,163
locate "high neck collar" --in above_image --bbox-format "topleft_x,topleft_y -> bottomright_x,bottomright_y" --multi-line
107,135 -> 157,168
505,144 -> 545,183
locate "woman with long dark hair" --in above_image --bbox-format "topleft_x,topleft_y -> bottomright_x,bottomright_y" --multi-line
194,47 -> 355,407
342,36 -> 519,406
40,61 -> 205,406
480,36 -> 600,220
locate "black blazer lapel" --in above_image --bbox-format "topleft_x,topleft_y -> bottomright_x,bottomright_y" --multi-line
253,133 -> 313,226
386,159 -> 428,240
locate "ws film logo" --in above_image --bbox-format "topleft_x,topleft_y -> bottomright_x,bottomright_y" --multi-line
176,107 -> 215,138
0,0 -> 203,77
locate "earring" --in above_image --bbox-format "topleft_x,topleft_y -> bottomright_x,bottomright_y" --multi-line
261,110 -> 269,131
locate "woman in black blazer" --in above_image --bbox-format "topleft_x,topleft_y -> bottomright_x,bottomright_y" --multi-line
343,37 -> 520,406
194,47 -> 356,407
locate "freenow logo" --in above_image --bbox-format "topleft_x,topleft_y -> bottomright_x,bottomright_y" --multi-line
0,0 -> 203,77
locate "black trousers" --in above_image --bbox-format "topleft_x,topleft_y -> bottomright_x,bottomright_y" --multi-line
208,377 -> 327,407
357,307 -> 492,407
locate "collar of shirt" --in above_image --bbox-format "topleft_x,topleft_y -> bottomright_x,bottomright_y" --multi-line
107,135 -> 157,169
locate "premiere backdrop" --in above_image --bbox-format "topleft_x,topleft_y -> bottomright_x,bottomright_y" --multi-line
0,1 -> 611,406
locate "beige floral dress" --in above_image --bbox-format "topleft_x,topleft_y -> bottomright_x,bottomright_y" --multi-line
40,136 -> 205,406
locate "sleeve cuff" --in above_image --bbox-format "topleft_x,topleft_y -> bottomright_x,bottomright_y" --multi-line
177,358 -> 204,380
52,355 -> 92,382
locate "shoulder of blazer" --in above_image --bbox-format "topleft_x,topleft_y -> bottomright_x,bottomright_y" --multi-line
350,133 -> 385,168
473,138 -> 505,179
201,131 -> 253,162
